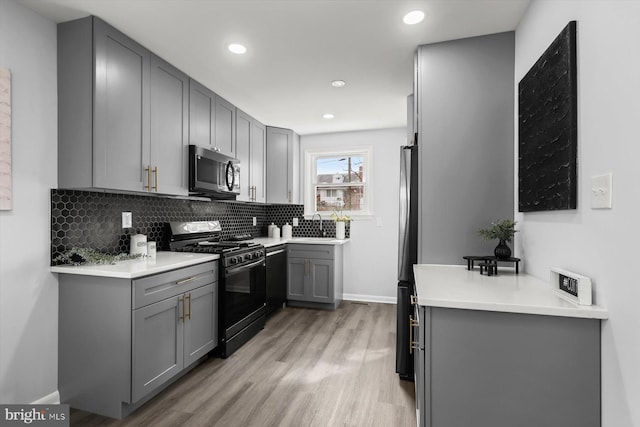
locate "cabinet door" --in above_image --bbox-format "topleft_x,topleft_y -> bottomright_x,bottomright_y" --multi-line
251,120 -> 267,203
266,126 -> 293,203
93,18 -> 150,192
215,95 -> 236,157
150,55 -> 189,196
184,284 -> 218,366
414,305 -> 427,427
287,258 -> 307,300
235,110 -> 252,201
132,295 -> 184,402
189,79 -> 215,149
308,259 -> 334,302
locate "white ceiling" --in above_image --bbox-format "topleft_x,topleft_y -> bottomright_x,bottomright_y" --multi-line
19,0 -> 530,135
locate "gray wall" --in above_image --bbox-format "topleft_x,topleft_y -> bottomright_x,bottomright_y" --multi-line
0,0 -> 59,404
417,32 -> 514,264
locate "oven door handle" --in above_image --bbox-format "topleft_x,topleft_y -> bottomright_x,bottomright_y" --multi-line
266,249 -> 285,257
226,258 -> 265,275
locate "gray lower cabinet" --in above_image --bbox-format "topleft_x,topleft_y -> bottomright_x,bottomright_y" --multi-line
236,109 -> 266,202
412,304 -> 602,427
266,126 -> 298,203
58,261 -> 218,419
189,78 -> 236,158
132,294 -> 184,402
132,282 -> 216,401
287,244 -> 343,309
58,16 -> 188,195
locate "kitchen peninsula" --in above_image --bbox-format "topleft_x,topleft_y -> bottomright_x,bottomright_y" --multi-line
412,264 -> 607,427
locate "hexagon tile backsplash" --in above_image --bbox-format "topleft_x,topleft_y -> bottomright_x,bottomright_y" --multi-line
50,189 -> 349,264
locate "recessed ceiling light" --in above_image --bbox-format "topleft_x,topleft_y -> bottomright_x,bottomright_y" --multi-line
403,10 -> 425,25
331,80 -> 346,88
323,113 -> 335,119
228,43 -> 247,54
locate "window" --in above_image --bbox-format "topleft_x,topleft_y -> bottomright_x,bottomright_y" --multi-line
304,147 -> 372,217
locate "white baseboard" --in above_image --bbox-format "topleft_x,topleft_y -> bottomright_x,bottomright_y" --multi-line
343,293 -> 396,304
31,390 -> 60,405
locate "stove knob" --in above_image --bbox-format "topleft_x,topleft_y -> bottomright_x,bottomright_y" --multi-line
245,253 -> 253,260
229,256 -> 239,264
256,250 -> 263,258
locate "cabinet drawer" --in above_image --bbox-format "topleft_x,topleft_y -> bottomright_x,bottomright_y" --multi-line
287,244 -> 335,260
133,262 -> 217,309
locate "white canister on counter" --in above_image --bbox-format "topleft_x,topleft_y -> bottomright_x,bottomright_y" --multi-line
130,233 -> 148,256
268,223 -> 277,237
282,222 -> 292,239
272,225 -> 281,239
147,241 -> 157,258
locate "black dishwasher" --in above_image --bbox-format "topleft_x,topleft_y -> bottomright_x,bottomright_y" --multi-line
266,244 -> 287,315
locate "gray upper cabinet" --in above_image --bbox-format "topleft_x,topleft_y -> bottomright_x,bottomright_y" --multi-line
236,109 -> 266,202
93,18 -> 150,192
150,55 -> 189,196
58,16 -> 188,195
266,126 -> 296,203
215,96 -> 236,157
251,120 -> 266,202
189,79 -> 236,158
189,79 -> 215,149
58,16 -> 149,192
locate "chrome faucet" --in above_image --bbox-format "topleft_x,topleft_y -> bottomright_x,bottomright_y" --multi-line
311,212 -> 324,237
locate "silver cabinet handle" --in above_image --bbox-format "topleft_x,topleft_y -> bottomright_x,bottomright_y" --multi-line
176,276 -> 198,286
409,315 -> 419,354
152,166 -> 158,192
179,296 -> 185,322
145,165 -> 151,191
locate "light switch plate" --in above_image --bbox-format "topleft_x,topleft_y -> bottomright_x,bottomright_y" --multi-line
292,217 -> 299,227
591,173 -> 612,209
122,212 -> 132,228
252,217 -> 257,226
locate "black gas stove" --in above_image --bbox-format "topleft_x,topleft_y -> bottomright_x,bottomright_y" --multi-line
168,221 -> 266,357
169,222 -> 265,266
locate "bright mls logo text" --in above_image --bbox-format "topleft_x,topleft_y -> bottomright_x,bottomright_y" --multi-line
3,407 -> 67,424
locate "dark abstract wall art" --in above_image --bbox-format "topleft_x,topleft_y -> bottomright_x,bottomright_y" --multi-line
518,21 -> 577,212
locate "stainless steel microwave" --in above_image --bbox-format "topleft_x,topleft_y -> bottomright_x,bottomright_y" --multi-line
189,145 -> 240,198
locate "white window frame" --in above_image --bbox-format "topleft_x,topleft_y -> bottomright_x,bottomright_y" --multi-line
304,146 -> 373,218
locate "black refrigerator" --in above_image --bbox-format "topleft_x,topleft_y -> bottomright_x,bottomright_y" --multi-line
396,145 -> 418,380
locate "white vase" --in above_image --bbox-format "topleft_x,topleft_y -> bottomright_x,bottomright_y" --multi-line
335,221 -> 346,240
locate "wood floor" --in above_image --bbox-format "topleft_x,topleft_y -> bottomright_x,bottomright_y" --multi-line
71,302 -> 416,427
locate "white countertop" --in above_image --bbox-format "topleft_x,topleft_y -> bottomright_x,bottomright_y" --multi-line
413,264 -> 608,319
250,237 -> 350,248
51,252 -> 219,279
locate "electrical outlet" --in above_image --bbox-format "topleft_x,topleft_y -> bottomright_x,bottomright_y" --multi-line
252,217 -> 257,226
122,212 -> 132,228
292,217 -> 299,227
